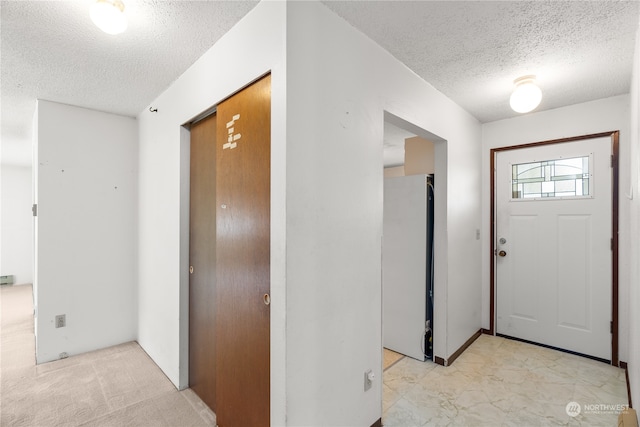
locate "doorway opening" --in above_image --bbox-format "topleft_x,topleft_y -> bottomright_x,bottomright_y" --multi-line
380,112 -> 448,423
381,112 -> 447,368
382,122 -> 435,364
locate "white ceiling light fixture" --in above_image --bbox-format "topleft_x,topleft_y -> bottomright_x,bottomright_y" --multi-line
509,75 -> 542,113
90,0 -> 128,35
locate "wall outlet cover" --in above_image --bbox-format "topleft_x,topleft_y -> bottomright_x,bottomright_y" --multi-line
364,369 -> 374,391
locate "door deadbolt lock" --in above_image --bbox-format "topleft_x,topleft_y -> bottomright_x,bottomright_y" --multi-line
498,250 -> 507,257
499,238 -> 507,245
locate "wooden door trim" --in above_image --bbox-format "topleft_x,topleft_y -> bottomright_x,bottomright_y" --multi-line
489,131 -> 620,366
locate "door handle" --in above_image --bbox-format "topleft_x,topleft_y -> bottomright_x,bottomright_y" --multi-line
498,250 -> 507,257
263,293 -> 271,306
189,266 -> 194,274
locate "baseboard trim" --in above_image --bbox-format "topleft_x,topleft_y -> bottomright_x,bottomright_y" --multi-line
370,417 -> 382,427
433,329 -> 482,367
621,361 -> 632,408
481,328 -> 492,335
446,329 -> 482,366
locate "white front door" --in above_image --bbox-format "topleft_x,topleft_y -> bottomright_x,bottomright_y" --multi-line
495,136 -> 612,360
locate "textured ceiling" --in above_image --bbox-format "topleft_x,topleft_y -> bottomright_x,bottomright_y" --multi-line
2,0 -> 639,166
1,0 -> 259,165
326,0 -> 640,166
324,0 -> 640,124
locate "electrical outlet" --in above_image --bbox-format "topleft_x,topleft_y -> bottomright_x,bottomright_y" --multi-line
55,314 -> 66,328
364,369 -> 375,391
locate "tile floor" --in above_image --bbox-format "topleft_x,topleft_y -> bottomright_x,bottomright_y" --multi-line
383,334 -> 629,426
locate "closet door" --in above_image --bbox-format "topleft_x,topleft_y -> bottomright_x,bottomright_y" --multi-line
215,74 -> 271,426
188,113 -> 217,411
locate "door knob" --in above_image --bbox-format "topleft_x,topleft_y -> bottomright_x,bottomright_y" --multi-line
498,250 -> 507,257
263,293 -> 271,306
189,266 -> 194,274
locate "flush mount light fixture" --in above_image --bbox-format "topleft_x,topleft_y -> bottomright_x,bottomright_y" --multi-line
509,75 -> 542,113
90,0 -> 128,35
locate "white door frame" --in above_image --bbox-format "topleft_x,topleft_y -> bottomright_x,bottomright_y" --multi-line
489,131 -> 619,366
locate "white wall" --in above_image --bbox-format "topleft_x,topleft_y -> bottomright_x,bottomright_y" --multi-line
286,3 -> 482,425
0,165 -> 33,285
481,95 -> 631,363
136,2 -> 287,423
137,1 -> 483,424
627,12 -> 640,409
34,100 -> 138,363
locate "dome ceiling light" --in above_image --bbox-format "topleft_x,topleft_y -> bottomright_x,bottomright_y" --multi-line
509,75 -> 542,114
90,0 -> 128,35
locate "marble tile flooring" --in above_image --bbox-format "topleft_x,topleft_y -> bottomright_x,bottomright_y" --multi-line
383,334 -> 628,426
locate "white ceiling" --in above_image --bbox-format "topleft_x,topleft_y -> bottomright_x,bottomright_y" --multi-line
2,0 -> 639,167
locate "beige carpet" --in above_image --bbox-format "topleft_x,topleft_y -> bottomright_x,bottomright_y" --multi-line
0,284 -> 216,426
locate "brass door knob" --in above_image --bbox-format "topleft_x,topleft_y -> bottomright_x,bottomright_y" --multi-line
263,293 -> 271,305
498,250 -> 507,257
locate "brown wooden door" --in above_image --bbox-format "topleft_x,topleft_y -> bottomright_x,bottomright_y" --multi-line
188,113 -> 217,411
215,74 -> 271,426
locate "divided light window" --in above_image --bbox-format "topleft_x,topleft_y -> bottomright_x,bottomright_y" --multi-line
511,155 -> 591,200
